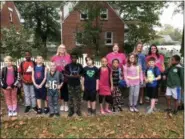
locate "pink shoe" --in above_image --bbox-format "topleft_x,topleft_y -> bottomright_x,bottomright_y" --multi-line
100,109 -> 105,114
105,109 -> 112,113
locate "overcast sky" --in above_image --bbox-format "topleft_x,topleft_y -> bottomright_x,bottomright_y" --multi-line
156,2 -> 183,31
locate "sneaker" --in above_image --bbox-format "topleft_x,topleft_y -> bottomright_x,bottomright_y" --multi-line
105,109 -> 112,113
8,110 -> 13,117
133,107 -> 139,112
118,106 -> 123,112
12,111 -> 17,116
68,111 -> 74,117
129,107 -> 134,112
60,105 -> 64,111
44,107 -> 49,114
76,111 -> 82,116
64,105 -> 69,112
55,113 -> 60,117
146,108 -> 154,114
164,108 -> 172,113
173,110 -> 178,115
100,109 -> 105,115
37,108 -> 42,114
24,106 -> 31,113
87,108 -> 92,116
49,113 -> 54,117
91,109 -> 96,116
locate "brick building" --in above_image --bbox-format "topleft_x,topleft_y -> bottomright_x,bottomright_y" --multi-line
61,2 -> 125,54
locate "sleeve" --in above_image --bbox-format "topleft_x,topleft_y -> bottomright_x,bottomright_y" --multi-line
142,55 -> 146,72
13,66 -> 19,86
82,67 -> 86,77
64,64 -> 70,75
95,67 -> 99,80
0,68 -> 4,87
156,67 -> 161,76
79,64 -> 83,75
122,53 -> 127,65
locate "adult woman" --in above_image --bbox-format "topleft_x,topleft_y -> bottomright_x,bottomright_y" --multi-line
146,44 -> 165,73
133,42 -> 146,105
146,44 -> 165,98
106,43 -> 127,68
51,44 -> 71,112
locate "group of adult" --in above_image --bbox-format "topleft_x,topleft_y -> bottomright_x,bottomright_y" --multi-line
52,42 -> 165,111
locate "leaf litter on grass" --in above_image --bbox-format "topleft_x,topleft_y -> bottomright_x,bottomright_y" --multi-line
1,111 -> 184,138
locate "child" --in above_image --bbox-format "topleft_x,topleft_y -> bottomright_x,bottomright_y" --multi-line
124,53 -> 143,112
19,51 -> 37,113
32,56 -> 49,114
1,56 -> 19,116
82,56 -> 99,116
64,53 -> 83,117
145,57 -> 161,114
98,57 -> 113,114
45,62 -> 63,117
111,59 -> 124,112
163,55 -> 184,114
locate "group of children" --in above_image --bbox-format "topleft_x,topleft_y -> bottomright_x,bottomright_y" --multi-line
1,51 -> 184,118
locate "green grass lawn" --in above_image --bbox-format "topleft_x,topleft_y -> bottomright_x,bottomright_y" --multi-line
1,111 -> 184,138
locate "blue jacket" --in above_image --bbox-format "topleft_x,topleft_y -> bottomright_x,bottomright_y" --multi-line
137,53 -> 146,73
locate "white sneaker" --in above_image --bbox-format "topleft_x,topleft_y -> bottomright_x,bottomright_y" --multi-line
147,108 -> 154,114
60,105 -> 64,111
129,107 -> 134,112
133,107 -> 139,112
64,105 -> 68,112
8,111 -> 13,117
12,111 -> 17,116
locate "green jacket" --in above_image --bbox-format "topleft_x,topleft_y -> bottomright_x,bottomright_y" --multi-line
164,64 -> 184,90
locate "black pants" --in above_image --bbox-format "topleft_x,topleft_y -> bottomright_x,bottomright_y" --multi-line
60,82 -> 69,102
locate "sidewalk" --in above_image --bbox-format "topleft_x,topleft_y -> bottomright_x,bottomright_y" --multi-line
1,96 -> 168,121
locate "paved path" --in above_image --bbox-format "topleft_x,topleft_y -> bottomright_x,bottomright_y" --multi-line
1,96 -> 168,121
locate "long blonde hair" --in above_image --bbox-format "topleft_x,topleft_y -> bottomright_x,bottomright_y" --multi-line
56,44 -> 68,56
133,41 -> 143,54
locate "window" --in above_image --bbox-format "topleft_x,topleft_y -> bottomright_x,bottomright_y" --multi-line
80,10 -> 88,20
100,9 -> 108,20
76,32 -> 83,46
8,7 -> 13,23
105,32 -> 113,45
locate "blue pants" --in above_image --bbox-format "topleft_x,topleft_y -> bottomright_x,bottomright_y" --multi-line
48,89 -> 59,114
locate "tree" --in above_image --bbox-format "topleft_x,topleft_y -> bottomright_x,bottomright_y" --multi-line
109,1 -> 168,53
1,26 -> 33,59
15,2 -> 65,58
173,1 -> 184,56
74,2 -> 105,55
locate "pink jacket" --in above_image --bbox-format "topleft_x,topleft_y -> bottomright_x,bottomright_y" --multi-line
106,52 -> 126,68
146,54 -> 165,73
123,65 -> 143,86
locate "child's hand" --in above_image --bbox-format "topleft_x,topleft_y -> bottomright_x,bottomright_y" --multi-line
163,75 -> 166,80
35,84 -> 40,89
45,84 -> 49,88
57,85 -> 62,90
38,84 -> 42,89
